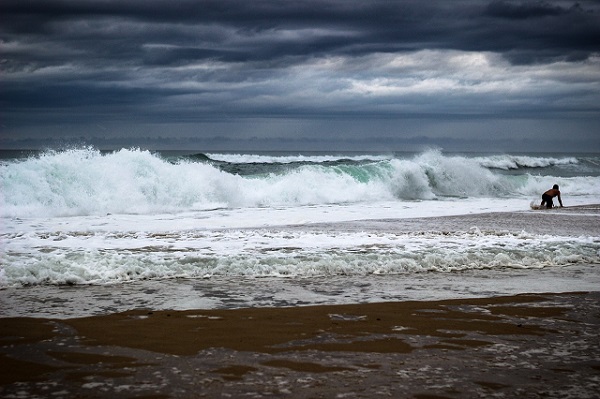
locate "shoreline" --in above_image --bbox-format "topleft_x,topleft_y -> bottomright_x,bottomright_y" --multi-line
2,292 -> 599,398
3,262 -> 600,319
285,203 -> 600,237
2,205 -> 598,397
2,204 -> 599,318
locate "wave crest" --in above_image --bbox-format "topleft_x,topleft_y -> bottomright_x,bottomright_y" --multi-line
1,147 -> 598,218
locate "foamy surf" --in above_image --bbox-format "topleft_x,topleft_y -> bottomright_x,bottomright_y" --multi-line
2,225 -> 599,287
2,148 -> 599,218
1,148 -> 599,291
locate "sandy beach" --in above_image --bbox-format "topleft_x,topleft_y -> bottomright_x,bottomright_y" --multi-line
1,292 -> 599,398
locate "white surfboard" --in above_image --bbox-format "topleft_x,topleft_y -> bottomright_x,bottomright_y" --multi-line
530,204 -> 546,210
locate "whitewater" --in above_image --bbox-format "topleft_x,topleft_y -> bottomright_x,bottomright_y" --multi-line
2,148 -> 598,218
1,148 -> 599,317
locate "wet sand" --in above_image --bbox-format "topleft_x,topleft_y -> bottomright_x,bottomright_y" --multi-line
1,292 -> 599,398
301,204 -> 600,237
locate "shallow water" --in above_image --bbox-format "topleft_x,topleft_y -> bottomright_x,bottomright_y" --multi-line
1,149 -> 599,318
2,263 -> 599,319
2,205 -> 599,318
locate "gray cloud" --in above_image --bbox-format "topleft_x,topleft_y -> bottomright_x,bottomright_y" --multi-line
1,0 -> 599,150
3,0 -> 598,64
485,0 -> 578,19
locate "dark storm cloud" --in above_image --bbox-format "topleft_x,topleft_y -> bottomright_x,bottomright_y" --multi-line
481,1 -> 600,64
3,0 -> 598,66
485,0 -> 576,19
1,0 -> 599,149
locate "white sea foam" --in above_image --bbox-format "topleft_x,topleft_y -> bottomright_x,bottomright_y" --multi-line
2,148 -> 598,218
205,153 -> 391,164
474,155 -> 579,170
2,223 -> 599,287
1,148 -> 599,290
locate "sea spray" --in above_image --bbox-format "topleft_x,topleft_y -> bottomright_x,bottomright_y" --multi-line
1,148 -> 599,218
473,155 -> 579,170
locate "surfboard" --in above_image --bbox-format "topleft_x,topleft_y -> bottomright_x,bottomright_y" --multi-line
530,204 -> 547,210
530,201 -> 552,210
530,202 -> 564,210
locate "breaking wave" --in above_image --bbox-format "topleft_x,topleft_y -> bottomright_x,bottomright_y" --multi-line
1,147 -> 598,218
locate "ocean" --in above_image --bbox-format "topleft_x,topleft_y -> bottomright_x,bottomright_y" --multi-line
1,148 -> 599,318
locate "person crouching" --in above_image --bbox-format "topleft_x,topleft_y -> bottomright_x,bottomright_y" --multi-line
540,184 -> 563,209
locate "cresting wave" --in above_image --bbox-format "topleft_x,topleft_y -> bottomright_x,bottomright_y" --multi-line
472,155 -> 579,170
1,148 -> 599,218
207,152 -> 580,170
204,153 -> 391,164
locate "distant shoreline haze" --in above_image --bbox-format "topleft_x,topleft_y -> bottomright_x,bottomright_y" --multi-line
1,135 -> 597,153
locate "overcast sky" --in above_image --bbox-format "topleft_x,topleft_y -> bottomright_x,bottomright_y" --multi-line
1,0 -> 599,151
